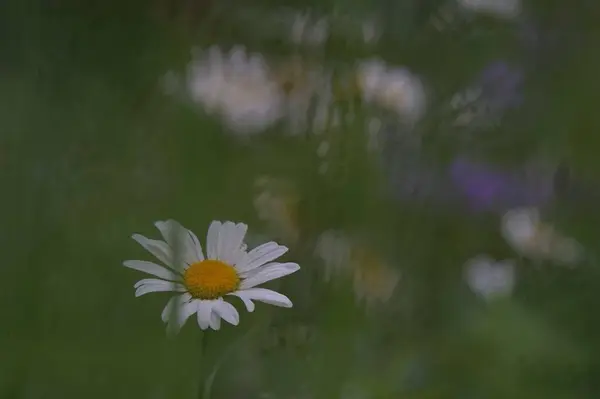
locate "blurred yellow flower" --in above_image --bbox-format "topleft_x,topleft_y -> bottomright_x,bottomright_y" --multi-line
351,246 -> 401,306
315,230 -> 400,305
254,176 -> 301,246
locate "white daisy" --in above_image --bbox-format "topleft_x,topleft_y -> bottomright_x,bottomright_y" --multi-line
124,220 -> 300,332
464,255 -> 515,300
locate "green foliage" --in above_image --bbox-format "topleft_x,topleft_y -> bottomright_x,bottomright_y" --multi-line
2,0 -> 600,398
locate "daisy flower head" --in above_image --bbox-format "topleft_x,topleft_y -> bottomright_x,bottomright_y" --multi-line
124,220 -> 300,332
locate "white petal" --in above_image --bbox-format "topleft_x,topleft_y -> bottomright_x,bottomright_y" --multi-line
216,222 -> 232,260
134,279 -> 186,297
209,310 -> 221,330
167,299 -> 199,333
213,299 -> 240,326
123,260 -> 182,281
233,288 -> 293,308
236,242 -> 288,273
155,220 -> 204,266
240,262 -> 300,289
132,234 -> 173,267
196,300 -> 215,330
228,292 -> 255,312
161,293 -> 192,322
218,222 -> 248,265
206,221 -> 222,259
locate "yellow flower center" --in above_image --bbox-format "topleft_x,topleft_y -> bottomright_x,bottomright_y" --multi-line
184,260 -> 240,300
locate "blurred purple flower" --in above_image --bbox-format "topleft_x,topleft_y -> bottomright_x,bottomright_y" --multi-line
449,157 -> 554,212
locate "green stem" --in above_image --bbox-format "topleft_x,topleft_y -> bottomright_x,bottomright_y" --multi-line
197,331 -> 208,399
201,326 -> 259,399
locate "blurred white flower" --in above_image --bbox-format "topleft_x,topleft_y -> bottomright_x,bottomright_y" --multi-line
501,207 -> 584,266
356,59 -> 388,101
356,59 -> 426,122
187,46 -> 285,133
457,0 -> 521,19
502,207 -> 540,247
464,255 -> 515,300
314,230 -> 353,281
124,220 -> 299,332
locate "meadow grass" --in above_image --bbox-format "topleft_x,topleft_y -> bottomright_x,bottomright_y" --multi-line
2,1 -> 600,398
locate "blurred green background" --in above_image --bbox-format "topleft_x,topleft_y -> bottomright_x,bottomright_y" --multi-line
2,0 -> 600,398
